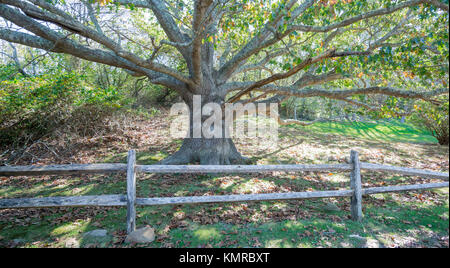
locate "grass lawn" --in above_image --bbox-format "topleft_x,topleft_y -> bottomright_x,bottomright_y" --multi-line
289,120 -> 438,144
0,115 -> 448,248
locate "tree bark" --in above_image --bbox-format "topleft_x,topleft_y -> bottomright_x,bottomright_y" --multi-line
160,94 -> 250,165
161,137 -> 248,165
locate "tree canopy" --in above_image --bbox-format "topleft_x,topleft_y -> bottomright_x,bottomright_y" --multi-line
0,1 -> 448,102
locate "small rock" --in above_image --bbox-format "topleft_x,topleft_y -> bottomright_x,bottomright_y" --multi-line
84,229 -> 108,238
65,238 -> 80,248
125,226 -> 155,244
323,203 -> 341,212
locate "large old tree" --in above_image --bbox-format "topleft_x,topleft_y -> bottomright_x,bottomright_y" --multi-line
0,0 -> 448,164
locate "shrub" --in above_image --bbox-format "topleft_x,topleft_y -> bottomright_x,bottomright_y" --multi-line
411,96 -> 449,145
0,70 -> 122,147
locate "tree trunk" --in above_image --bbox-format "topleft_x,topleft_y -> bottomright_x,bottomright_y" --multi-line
161,137 -> 248,165
160,94 -> 250,165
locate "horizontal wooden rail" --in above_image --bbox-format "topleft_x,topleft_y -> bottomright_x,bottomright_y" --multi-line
135,190 -> 354,206
360,163 -> 449,181
0,195 -> 127,209
362,182 -> 449,195
1,163 -> 447,180
0,164 -> 127,176
1,182 -> 448,209
137,164 -> 352,174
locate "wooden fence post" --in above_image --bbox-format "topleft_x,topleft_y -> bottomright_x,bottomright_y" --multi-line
126,150 -> 136,234
350,150 -> 363,221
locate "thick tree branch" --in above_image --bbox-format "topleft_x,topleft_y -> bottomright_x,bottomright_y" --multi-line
220,68 -> 344,97
146,0 -> 189,49
293,70 -> 344,88
0,7 -> 191,95
227,48 -> 338,103
218,0 -> 314,82
0,27 -> 63,53
113,0 -> 152,9
233,50 -> 288,75
191,0 -> 214,85
260,86 -> 449,101
0,1 -> 193,87
338,98 -> 413,117
290,0 -> 425,34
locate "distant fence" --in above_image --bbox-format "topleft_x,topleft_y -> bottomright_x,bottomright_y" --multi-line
0,150 -> 448,234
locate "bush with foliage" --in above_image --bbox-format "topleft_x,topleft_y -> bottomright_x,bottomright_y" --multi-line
411,95 -> 449,145
0,68 -> 122,147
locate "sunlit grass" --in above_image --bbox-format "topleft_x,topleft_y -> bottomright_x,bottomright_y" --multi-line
288,120 -> 437,144
193,227 -> 222,241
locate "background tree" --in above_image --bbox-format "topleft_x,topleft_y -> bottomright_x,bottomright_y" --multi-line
0,0 -> 448,165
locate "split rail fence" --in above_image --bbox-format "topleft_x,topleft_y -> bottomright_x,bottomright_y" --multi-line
0,150 -> 448,234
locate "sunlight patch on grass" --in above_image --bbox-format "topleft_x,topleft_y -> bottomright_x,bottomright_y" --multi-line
265,239 -> 284,248
233,178 -> 277,194
325,173 -> 348,183
270,202 -> 288,210
174,190 -> 189,197
50,220 -> 90,236
287,121 -> 438,144
102,151 -> 169,164
142,152 -> 168,162
193,227 -> 222,241
215,176 -> 240,190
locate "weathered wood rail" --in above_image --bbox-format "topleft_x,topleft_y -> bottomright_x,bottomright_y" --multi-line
0,150 -> 448,234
